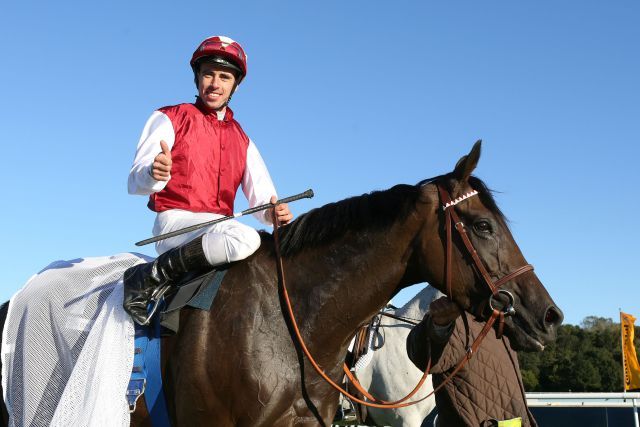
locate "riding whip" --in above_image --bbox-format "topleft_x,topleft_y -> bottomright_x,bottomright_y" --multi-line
134,189 -> 314,247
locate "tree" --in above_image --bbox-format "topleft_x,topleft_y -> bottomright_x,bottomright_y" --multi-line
517,317 -> 639,392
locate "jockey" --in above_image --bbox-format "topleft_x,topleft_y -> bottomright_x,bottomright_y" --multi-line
125,35 -> 293,325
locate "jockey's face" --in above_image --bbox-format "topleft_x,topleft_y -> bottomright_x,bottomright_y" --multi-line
197,63 -> 237,112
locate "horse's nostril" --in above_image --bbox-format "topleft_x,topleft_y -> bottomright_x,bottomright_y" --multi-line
544,306 -> 564,326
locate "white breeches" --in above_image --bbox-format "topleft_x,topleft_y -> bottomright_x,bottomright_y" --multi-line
153,209 -> 261,266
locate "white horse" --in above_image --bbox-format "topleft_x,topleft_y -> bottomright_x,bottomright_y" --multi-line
353,285 -> 441,427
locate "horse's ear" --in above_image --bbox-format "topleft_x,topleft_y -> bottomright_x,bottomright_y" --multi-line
452,140 -> 482,183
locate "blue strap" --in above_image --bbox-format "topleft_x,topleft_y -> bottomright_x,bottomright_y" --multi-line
129,319 -> 170,426
143,317 -> 171,427
127,330 -> 148,412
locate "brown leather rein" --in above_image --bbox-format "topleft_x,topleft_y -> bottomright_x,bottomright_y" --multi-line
271,182 -> 534,409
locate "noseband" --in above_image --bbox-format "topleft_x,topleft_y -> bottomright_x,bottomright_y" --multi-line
437,183 -> 533,336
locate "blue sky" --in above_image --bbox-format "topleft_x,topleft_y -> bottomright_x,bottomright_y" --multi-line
1,1 -> 638,326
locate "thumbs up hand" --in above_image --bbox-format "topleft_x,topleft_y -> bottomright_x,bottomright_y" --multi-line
151,140 -> 172,181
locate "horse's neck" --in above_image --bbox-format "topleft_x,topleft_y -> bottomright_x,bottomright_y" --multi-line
293,224 -> 423,359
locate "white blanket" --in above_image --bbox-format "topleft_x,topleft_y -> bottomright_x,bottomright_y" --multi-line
1,253 -> 151,427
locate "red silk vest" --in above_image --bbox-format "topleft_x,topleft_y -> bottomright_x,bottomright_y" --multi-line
148,100 -> 249,215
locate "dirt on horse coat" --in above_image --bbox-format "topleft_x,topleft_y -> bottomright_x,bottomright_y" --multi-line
0,142 -> 563,426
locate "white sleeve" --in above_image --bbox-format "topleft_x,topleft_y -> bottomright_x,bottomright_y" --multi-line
242,140 -> 277,225
127,111 -> 176,195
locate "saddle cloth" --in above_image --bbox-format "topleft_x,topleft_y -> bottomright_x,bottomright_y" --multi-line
1,253 -> 149,427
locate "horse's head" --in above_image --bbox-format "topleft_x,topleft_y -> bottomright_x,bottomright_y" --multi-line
416,141 -> 563,352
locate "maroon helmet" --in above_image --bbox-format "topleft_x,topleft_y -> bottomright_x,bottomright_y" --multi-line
190,36 -> 248,83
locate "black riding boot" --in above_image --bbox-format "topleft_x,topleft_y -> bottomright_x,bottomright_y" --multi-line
123,236 -> 210,325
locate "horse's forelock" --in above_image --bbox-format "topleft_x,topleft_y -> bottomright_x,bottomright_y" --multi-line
467,176 -> 508,225
421,174 -> 508,224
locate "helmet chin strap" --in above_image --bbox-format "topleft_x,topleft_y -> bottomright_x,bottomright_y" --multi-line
224,82 -> 239,107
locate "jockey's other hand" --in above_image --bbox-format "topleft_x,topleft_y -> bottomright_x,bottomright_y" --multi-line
429,297 -> 461,326
270,195 -> 293,225
152,140 -> 172,181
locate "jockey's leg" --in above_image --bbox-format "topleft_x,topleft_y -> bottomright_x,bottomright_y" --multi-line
123,235 -> 210,325
201,219 -> 261,265
123,212 -> 261,325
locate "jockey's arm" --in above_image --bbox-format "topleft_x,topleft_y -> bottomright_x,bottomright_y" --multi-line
241,140 -> 292,225
406,297 -> 460,372
128,111 -> 176,195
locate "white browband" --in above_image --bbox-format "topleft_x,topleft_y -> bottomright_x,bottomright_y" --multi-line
442,190 -> 479,210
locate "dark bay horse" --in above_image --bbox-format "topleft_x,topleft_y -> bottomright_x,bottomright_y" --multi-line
0,142 -> 563,426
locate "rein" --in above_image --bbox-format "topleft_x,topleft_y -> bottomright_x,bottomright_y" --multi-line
271,182 -> 534,410
272,211 -> 433,409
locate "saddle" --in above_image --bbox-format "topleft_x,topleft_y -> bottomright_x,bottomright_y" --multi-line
348,304 -> 398,370
156,267 -> 228,334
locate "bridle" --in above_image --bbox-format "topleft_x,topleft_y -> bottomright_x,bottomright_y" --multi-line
270,181 -> 534,410
437,183 -> 534,338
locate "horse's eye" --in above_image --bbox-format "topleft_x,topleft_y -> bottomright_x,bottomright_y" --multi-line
474,220 -> 492,233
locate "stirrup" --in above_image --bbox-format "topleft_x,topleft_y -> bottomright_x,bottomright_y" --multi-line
139,284 -> 172,325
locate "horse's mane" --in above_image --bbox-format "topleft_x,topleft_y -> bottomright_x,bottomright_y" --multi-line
277,175 -> 506,257
278,184 -> 422,257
